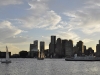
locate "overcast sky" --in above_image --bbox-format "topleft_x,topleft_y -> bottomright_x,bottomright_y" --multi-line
0,0 -> 100,54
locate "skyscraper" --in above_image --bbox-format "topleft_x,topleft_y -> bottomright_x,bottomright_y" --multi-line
55,38 -> 62,57
76,41 -> 84,56
62,40 -> 68,57
40,41 -> 45,52
96,40 -> 100,57
30,40 -> 38,57
65,40 -> 73,58
87,47 -> 94,56
34,40 -> 38,49
51,36 -> 56,44
84,45 -> 87,55
73,46 -> 79,55
40,41 -> 45,58
49,35 -> 56,58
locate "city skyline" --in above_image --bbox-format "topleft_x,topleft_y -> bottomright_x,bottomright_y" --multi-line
0,35 -> 98,56
0,0 -> 100,54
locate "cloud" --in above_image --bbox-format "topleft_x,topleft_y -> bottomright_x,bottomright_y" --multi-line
87,0 -> 100,5
0,21 -> 22,37
82,39 -> 93,43
41,36 -> 49,40
46,25 -> 63,30
0,0 -> 23,6
18,0 -> 61,30
40,31 -> 80,45
20,10 -> 61,29
0,21 -> 27,43
82,26 -> 100,34
28,0 -> 48,13
0,43 -> 21,54
57,31 -> 80,44
63,0 -> 100,35
2,36 -> 27,43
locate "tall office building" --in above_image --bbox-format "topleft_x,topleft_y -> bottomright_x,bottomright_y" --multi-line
73,46 -> 79,55
30,44 -> 34,51
96,40 -> 100,57
30,44 -> 35,57
65,40 -> 73,58
40,41 -> 45,52
40,41 -> 45,58
87,47 -> 94,56
76,41 -> 84,56
84,45 -> 87,55
49,35 -> 56,58
62,40 -> 68,57
30,40 -> 38,57
55,38 -> 62,57
51,36 -> 56,44
30,40 -> 38,52
34,40 -> 38,49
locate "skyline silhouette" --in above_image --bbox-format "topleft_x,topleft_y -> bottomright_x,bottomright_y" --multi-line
0,0 -> 100,75
0,0 -> 99,55
0,35 -> 100,58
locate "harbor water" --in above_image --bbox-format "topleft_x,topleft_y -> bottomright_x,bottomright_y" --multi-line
0,58 -> 100,75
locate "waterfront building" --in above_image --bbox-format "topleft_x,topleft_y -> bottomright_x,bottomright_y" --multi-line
44,49 -> 49,58
19,50 -> 28,58
65,40 -> 73,58
96,40 -> 100,57
34,40 -> 38,49
40,41 -> 45,58
51,36 -> 56,44
55,38 -> 62,58
0,52 -> 11,58
49,35 -> 56,58
84,45 -> 87,55
62,39 -> 68,57
40,41 -> 45,52
87,47 -> 94,56
99,40 -> 100,44
76,41 -> 84,56
30,40 -> 38,58
11,54 -> 19,58
73,46 -> 79,56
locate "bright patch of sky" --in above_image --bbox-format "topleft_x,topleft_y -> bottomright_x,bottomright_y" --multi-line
0,0 -> 100,54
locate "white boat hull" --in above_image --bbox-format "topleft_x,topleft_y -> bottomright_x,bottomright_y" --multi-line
65,57 -> 100,61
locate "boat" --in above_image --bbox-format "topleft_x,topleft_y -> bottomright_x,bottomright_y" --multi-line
65,54 -> 100,61
1,46 -> 11,64
37,58 -> 44,60
37,50 -> 44,60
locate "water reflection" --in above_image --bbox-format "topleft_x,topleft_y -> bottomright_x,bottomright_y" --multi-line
2,64 -> 10,75
0,59 -> 100,75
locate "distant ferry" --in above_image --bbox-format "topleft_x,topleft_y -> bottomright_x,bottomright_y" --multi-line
65,54 -> 100,61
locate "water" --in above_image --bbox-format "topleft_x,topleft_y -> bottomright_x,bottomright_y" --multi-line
0,58 -> 100,75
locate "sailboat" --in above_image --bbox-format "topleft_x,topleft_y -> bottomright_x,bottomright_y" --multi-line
1,46 -> 11,63
37,50 -> 44,60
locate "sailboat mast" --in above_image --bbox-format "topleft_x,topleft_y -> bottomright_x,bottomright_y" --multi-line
6,46 -> 9,61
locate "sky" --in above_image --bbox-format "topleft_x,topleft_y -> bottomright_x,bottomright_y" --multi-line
0,0 -> 100,54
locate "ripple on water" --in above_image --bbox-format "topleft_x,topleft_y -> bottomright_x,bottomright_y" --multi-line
0,58 -> 100,75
